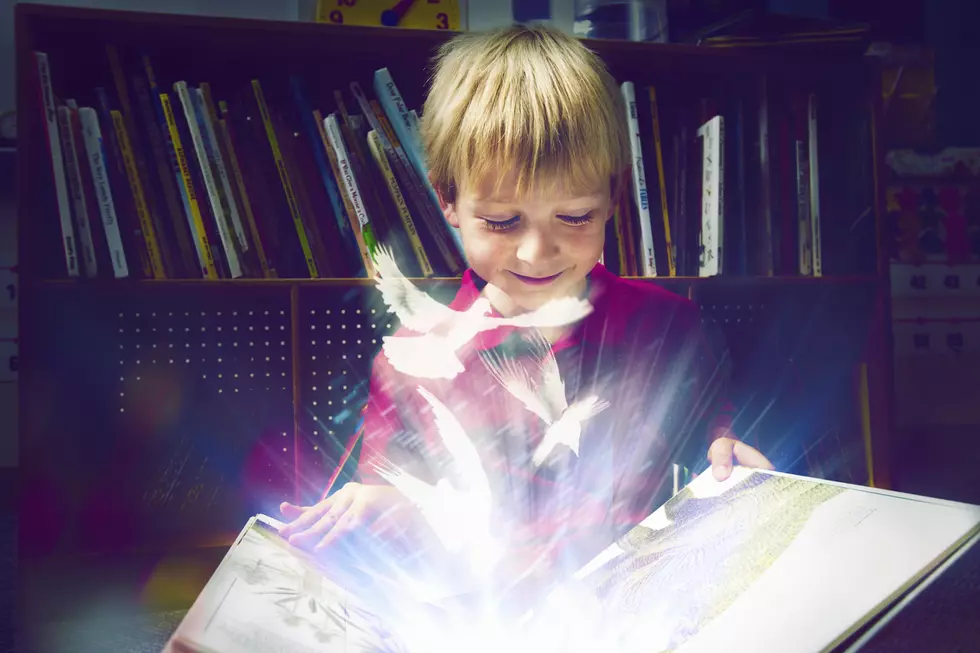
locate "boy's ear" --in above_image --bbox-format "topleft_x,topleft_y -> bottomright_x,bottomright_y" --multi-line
431,174 -> 460,228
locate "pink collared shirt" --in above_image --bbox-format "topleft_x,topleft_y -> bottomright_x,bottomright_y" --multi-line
358,263 -> 735,570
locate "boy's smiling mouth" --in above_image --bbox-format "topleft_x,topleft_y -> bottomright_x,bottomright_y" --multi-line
509,270 -> 564,286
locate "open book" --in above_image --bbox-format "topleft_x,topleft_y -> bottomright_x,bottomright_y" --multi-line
163,468 -> 980,653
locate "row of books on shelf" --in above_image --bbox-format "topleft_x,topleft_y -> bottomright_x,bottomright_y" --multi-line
32,44 -> 837,283
33,46 -> 465,282
612,77 -> 832,279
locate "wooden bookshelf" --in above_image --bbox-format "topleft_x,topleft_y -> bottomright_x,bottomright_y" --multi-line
15,1 -> 895,575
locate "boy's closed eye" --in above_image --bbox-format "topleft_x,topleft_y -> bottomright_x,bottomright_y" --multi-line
480,212 -> 596,232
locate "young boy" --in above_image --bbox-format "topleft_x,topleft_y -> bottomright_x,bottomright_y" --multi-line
280,24 -> 772,584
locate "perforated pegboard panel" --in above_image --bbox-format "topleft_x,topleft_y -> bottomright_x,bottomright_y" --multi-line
294,282 -> 459,505
22,284 -> 296,556
21,279 -> 881,556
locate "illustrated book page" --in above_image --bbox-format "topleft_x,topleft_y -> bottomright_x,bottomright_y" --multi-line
566,467 -> 980,653
162,515 -> 406,653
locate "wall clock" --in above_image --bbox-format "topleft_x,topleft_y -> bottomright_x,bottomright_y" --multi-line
316,0 -> 462,31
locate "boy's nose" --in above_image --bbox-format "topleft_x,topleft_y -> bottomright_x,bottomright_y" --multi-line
515,229 -> 558,265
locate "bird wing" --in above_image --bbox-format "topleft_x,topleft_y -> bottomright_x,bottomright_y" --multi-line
563,395 -> 610,423
523,329 -> 568,417
373,244 -> 454,334
531,422 -> 575,467
479,345 -> 558,424
375,465 -> 465,552
372,463 -> 435,508
530,428 -> 558,467
416,386 -> 491,500
382,334 -> 464,380
531,396 -> 608,467
496,296 -> 594,329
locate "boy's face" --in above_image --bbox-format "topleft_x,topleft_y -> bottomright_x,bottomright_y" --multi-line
440,170 -> 614,314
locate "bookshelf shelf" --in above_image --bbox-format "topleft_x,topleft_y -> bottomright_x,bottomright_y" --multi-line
30,274 -> 883,288
15,2 -> 894,583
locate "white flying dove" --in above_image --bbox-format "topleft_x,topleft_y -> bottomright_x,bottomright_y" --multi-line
481,330 -> 609,467
373,245 -> 594,380
372,386 -> 502,575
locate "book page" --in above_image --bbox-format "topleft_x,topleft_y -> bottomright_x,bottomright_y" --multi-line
168,517 -> 405,653
566,468 -> 980,653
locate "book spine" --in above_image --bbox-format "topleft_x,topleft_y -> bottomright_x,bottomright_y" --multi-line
718,116 -> 726,274
57,105 -> 98,278
107,45 -> 176,279
324,113 -> 377,276
408,110 -> 422,150
66,100 -> 113,275
34,52 -> 78,277
697,115 -> 724,277
175,81 -> 242,278
217,104 -> 274,278
676,126 -> 688,276
132,72 -> 195,278
78,107 -> 129,278
374,68 -> 465,262
348,82 -> 461,274
621,185 -> 638,277
199,84 -> 249,255
220,100 -> 279,277
97,86 -> 152,278
796,139 -> 813,276
314,109 -> 373,277
195,85 -> 249,276
143,55 -> 200,277
621,81 -> 657,277
648,86 -> 675,276
289,76 -> 353,247
111,109 -> 166,279
160,92 -> 217,279
373,68 -> 420,158
277,111 -> 333,276
251,80 -> 318,278
366,130 -> 433,277
757,76 -> 775,276
613,204 -> 628,276
807,93 -> 822,277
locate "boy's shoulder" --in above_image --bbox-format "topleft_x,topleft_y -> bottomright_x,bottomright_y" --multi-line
594,265 -> 694,311
587,264 -> 701,338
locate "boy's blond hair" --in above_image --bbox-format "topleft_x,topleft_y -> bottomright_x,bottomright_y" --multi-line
420,24 -> 630,202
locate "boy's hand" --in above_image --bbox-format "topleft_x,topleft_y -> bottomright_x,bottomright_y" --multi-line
707,436 -> 774,481
280,482 -> 499,599
278,482 -> 419,555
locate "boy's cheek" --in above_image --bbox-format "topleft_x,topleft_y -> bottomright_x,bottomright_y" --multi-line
460,238 -> 506,276
571,224 -> 607,258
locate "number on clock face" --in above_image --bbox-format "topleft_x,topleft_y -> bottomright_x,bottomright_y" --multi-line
318,0 -> 460,30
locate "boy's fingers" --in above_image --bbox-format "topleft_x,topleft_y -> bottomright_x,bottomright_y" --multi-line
314,511 -> 361,554
280,496 -> 342,537
288,495 -> 353,548
733,441 -> 775,471
278,502 -> 307,522
708,437 -> 735,481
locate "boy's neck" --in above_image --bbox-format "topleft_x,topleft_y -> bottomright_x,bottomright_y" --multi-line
481,276 -> 590,343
